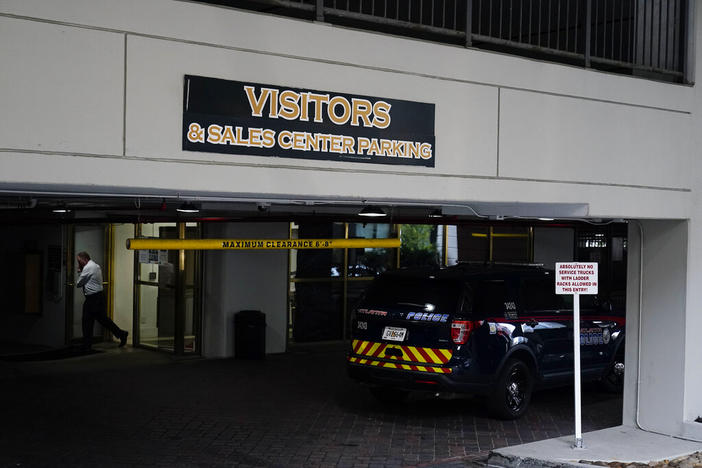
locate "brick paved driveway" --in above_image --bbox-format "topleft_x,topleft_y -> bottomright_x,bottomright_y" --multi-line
0,344 -> 621,467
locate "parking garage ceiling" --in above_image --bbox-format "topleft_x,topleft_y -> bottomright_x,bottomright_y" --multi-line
0,188 -> 592,226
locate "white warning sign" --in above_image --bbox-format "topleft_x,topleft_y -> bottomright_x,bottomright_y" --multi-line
555,262 -> 598,295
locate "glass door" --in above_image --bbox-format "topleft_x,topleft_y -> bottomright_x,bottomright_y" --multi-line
289,222 -> 399,343
135,222 -> 201,354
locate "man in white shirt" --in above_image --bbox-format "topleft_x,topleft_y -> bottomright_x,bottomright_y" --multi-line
76,251 -> 128,351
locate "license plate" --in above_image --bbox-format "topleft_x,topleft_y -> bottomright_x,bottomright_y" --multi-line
382,326 -> 407,342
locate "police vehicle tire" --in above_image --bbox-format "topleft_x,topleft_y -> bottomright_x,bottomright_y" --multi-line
370,386 -> 409,405
601,344 -> 625,393
490,359 -> 533,420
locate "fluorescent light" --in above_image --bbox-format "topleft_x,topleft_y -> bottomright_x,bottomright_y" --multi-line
358,206 -> 387,217
176,202 -> 199,213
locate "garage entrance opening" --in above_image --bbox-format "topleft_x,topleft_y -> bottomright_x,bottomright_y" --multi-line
288,220 -> 627,345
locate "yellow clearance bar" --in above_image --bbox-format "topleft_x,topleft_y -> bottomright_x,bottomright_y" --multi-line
126,238 -> 401,251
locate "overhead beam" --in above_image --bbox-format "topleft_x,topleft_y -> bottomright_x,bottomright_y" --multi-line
127,237 -> 401,251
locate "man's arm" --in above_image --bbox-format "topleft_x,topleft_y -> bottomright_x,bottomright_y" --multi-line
76,266 -> 91,288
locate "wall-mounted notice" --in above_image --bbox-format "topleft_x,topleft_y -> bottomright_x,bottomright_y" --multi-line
138,249 -> 169,264
555,262 -> 598,295
183,75 -> 436,167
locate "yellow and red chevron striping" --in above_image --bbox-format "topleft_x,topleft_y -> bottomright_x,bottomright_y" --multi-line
347,356 -> 452,373
351,340 -> 453,365
349,356 -> 451,374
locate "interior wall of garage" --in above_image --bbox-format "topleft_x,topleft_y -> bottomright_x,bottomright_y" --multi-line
623,220 -> 688,435
685,216 -> 702,437
0,225 -> 66,347
533,227 -> 575,269
202,222 -> 288,358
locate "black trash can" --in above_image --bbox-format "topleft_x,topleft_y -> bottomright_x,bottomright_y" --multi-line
234,310 -> 266,359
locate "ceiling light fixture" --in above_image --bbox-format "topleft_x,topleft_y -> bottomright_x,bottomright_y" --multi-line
52,206 -> 71,213
176,202 -> 199,213
358,206 -> 387,218
428,209 -> 443,218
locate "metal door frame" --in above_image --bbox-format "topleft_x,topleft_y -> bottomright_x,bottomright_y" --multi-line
64,223 -> 112,345
133,221 -> 202,355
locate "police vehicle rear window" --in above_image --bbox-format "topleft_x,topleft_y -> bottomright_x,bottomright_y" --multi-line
469,279 -> 509,318
361,277 -> 461,314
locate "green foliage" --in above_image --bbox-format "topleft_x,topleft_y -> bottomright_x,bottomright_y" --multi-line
400,225 -> 440,267
353,248 -> 390,276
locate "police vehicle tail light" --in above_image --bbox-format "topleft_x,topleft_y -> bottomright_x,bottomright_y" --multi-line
451,320 -> 474,345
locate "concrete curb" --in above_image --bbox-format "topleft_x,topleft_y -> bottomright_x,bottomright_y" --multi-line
488,452 -> 598,468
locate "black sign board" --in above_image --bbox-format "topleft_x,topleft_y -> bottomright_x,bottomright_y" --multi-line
183,75 -> 435,167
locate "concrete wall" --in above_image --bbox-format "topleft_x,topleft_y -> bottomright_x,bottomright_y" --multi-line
203,223 -> 288,358
684,214 -> 702,437
682,2 -> 702,437
0,0 -> 694,220
624,220 -> 688,436
0,14 -> 123,156
533,227 -> 575,270
623,222 -> 641,429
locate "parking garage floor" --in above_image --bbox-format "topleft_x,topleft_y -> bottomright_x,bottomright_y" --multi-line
0,343 -> 622,467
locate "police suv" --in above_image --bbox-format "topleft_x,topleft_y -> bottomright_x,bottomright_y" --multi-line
347,263 -> 625,419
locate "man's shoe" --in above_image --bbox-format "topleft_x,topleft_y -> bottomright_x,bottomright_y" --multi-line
119,330 -> 128,347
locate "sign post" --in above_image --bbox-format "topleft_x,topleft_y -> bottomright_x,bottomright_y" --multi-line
555,262 -> 598,449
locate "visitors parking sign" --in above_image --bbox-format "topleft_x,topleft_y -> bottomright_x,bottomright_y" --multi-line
555,263 -> 598,295
183,75 -> 436,167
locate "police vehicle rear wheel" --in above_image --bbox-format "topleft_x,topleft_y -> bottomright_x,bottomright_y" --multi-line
601,344 -> 625,393
490,359 -> 533,420
601,361 -> 624,393
370,386 -> 409,405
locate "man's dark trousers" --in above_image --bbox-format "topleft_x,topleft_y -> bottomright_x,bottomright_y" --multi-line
82,291 -> 122,350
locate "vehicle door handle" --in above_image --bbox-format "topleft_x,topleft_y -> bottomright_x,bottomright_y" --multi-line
525,319 -> 539,327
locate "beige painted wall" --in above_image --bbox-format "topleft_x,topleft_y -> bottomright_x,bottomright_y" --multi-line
0,0 -> 695,220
